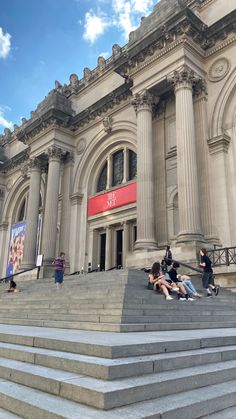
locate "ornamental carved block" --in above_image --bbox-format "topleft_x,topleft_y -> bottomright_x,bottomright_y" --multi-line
97,56 -> 106,71
103,116 -> 113,133
208,58 -> 230,82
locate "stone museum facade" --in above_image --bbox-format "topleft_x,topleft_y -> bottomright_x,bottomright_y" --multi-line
0,0 -> 235,276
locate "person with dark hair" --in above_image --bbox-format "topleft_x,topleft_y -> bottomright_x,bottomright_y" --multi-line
148,262 -> 175,300
164,245 -> 172,266
199,248 -> 219,297
168,262 -> 195,301
52,252 -> 66,289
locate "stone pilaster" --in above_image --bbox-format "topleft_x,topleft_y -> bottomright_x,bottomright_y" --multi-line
22,157 -> 42,269
208,134 -> 231,245
131,90 -> 157,250
194,81 -> 219,244
105,226 -> 113,270
122,221 -> 130,268
59,153 -> 74,267
172,66 -> 203,243
41,146 -> 63,272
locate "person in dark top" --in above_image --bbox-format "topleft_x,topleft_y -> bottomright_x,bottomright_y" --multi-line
168,262 -> 194,301
199,248 -> 219,297
164,245 -> 172,266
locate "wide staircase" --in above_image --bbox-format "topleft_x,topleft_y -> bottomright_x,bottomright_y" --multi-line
0,269 -> 235,418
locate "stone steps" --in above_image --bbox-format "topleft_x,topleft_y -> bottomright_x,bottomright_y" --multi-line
0,340 -> 235,380
1,356 -> 236,410
0,325 -> 234,416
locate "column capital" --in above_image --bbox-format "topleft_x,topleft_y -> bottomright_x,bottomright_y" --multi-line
28,156 -> 43,171
47,146 -> 64,162
208,134 -> 231,155
169,65 -> 197,91
193,78 -> 208,100
131,90 -> 158,113
70,192 -> 83,206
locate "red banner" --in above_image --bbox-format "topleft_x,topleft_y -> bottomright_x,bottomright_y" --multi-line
88,182 -> 136,217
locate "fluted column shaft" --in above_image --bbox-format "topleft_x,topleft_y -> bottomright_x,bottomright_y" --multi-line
22,158 -> 41,268
194,85 -> 218,243
174,68 -> 203,242
131,90 -> 157,250
42,146 -> 62,264
59,154 -> 73,262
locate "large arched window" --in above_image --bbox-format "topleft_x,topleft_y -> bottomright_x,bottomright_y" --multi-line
17,198 -> 26,222
96,148 -> 137,193
112,150 -> 124,187
97,162 -> 107,192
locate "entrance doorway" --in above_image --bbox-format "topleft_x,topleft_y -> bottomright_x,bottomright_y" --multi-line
100,233 -> 106,271
116,229 -> 123,268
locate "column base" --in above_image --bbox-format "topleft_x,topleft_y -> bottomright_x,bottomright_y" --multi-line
134,239 -> 158,251
39,260 -> 55,278
177,232 -> 205,245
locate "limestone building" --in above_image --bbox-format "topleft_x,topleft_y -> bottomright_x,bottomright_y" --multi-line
0,0 -> 235,277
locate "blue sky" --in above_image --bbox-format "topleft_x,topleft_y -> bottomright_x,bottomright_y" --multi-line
0,0 -> 156,134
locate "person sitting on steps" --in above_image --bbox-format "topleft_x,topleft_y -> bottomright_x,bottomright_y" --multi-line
148,262 -> 179,301
168,261 -> 202,298
168,262 -> 195,301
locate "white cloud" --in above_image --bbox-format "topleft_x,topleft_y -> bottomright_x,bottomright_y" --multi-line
0,27 -> 11,59
83,10 -> 109,43
82,0 -> 154,43
99,51 -> 110,59
0,105 -> 13,131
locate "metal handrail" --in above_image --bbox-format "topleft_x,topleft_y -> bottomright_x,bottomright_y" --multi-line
207,246 -> 236,267
0,266 -> 37,284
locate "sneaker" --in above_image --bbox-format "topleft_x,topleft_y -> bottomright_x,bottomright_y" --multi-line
178,295 -> 187,301
213,286 -> 220,296
194,293 -> 202,298
206,293 -> 213,297
166,295 -> 173,300
171,287 -> 179,292
188,297 -> 195,301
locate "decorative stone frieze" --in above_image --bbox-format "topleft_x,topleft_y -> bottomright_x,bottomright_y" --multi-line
208,134 -> 231,155
208,58 -> 230,82
103,116 -> 113,133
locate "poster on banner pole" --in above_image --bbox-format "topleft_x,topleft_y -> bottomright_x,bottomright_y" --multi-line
6,221 -> 26,276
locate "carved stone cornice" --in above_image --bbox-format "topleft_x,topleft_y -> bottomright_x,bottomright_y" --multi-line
114,8 -> 236,78
208,134 -> 231,155
72,81 -> 132,130
70,192 -> 83,206
0,149 -> 30,174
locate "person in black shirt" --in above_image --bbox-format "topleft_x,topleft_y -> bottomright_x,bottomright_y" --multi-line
199,248 -> 219,297
164,245 -> 172,266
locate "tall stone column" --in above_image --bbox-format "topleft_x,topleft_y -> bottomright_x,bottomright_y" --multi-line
194,81 -> 219,244
59,153 -> 74,266
131,90 -> 157,250
105,226 -> 112,270
41,146 -> 62,271
21,157 -> 42,269
172,66 -> 203,243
